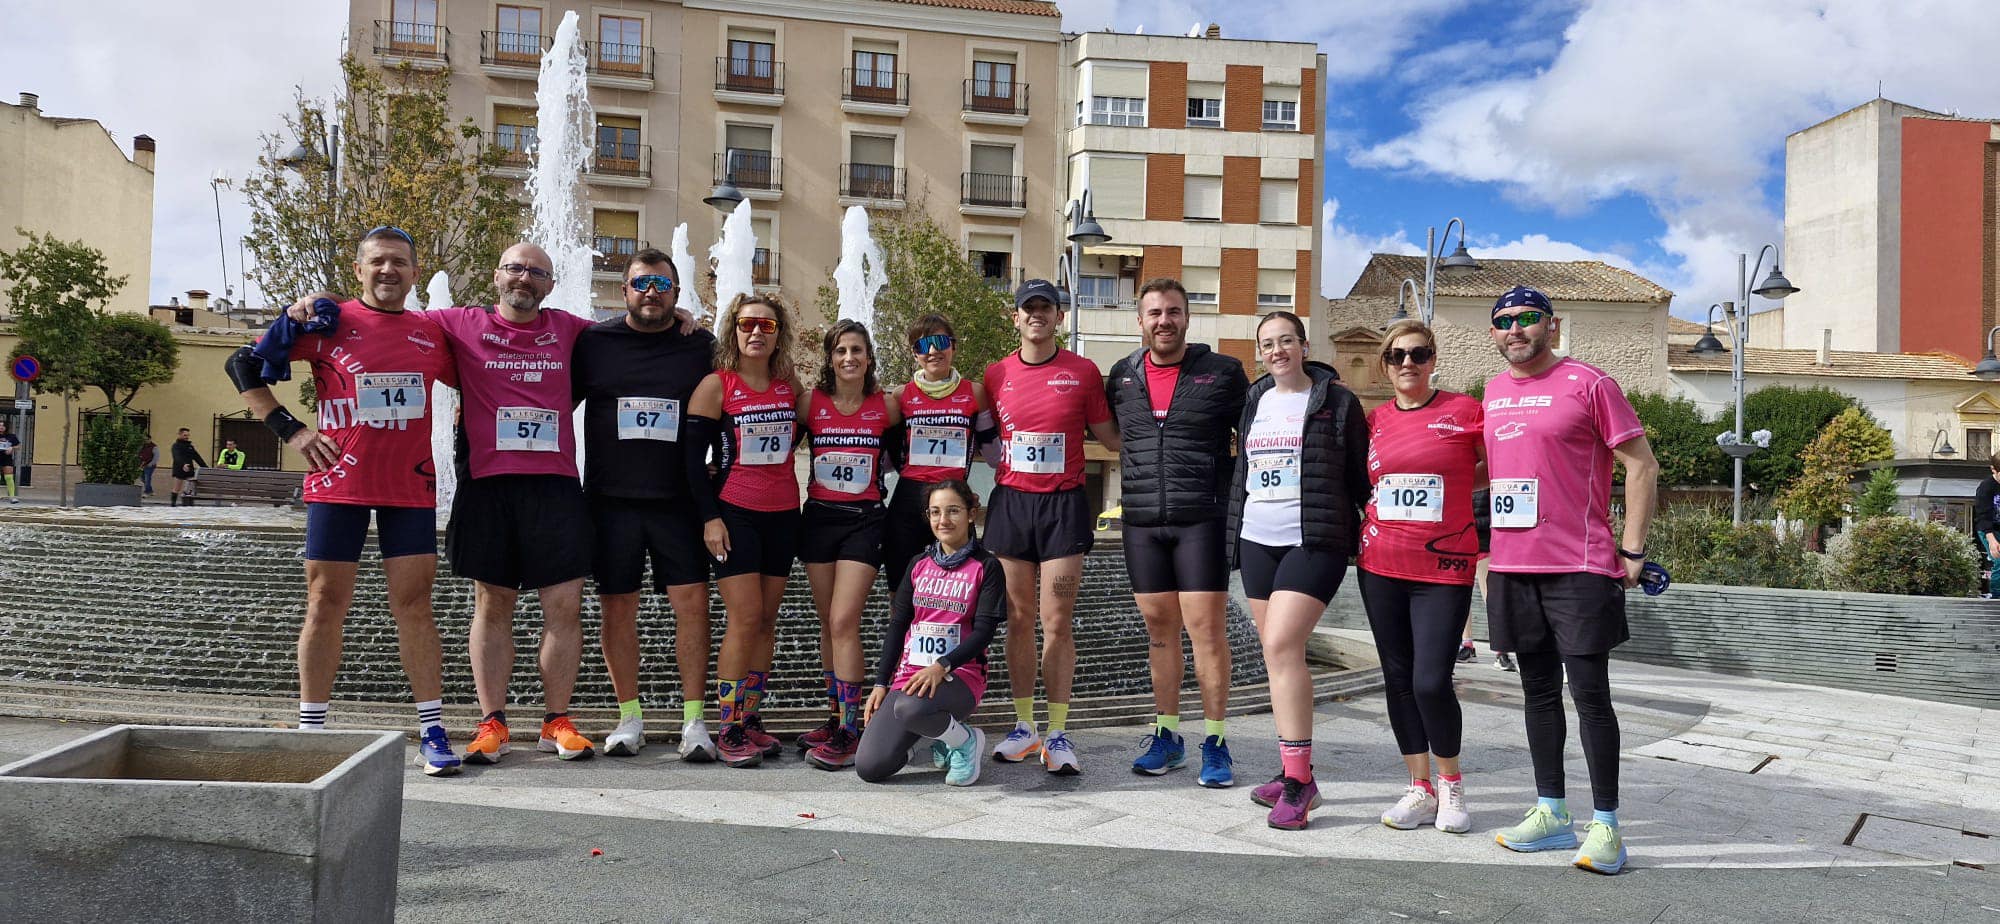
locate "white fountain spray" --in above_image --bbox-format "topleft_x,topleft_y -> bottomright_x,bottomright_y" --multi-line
526,10 -> 596,320
831,206 -> 889,333
708,200 -> 758,327
421,271 -> 461,515
670,223 -> 707,324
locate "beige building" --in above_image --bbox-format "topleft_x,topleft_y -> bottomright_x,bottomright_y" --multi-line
0,92 -> 156,314
1061,26 -> 1325,372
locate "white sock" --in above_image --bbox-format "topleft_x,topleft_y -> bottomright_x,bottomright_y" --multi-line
937,718 -> 972,749
299,701 -> 329,729
415,699 -> 444,734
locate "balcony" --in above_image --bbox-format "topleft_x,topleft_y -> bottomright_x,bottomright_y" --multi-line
592,238 -> 647,276
842,69 -> 909,117
840,163 -> 905,206
479,30 -> 547,78
715,57 -> 784,106
489,141 -> 534,177
753,248 -> 779,288
587,143 -> 652,188
980,266 -> 1026,293
374,20 -> 449,68
960,172 -> 1026,218
713,152 -> 782,201
962,79 -> 1029,127
586,41 -> 655,89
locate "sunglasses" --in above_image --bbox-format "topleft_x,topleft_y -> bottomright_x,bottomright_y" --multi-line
365,225 -> 414,247
913,334 -> 955,354
1491,310 -> 1548,330
628,274 -> 677,294
735,316 -> 780,335
499,262 -> 554,281
1382,346 -> 1437,365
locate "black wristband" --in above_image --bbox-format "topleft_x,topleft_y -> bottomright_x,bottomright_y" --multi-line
1618,547 -> 1647,561
264,406 -> 307,442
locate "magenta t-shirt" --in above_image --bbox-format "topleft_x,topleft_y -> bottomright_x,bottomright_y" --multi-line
429,305 -> 594,480
1481,357 -> 1645,579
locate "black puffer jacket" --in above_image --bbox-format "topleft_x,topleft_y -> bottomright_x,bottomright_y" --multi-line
1106,344 -> 1247,527
1225,361 -> 1370,565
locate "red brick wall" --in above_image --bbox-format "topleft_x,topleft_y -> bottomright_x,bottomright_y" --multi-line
1899,117 -> 1993,359
1146,153 -> 1185,221
1149,62 -> 1186,130
1225,64 -> 1261,133
1221,247 -> 1257,315
1143,245 -> 1183,284
1220,338 -> 1258,375
1298,67 -> 1317,136
1296,249 -> 1313,316
1222,156 -> 1260,224
1297,158 -> 1315,228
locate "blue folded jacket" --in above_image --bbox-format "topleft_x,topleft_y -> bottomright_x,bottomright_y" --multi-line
250,297 -> 342,383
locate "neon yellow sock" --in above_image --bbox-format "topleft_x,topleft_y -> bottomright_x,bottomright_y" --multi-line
618,699 -> 642,722
1156,714 -> 1180,733
2,474 -> 13,497
1205,718 -> 1226,742
683,700 -> 703,724
1047,702 -> 1070,734
1013,697 -> 1035,726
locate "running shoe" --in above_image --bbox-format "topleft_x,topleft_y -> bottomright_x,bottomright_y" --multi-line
1456,642 -> 1477,663
1251,773 -> 1286,808
1131,727 -> 1186,775
993,722 -> 1042,763
1266,776 -> 1320,831
604,715 -> 645,757
1042,731 -> 1080,776
944,728 -> 988,787
1197,736 -> 1234,788
806,726 -> 860,771
464,716 -> 510,765
1381,784 -> 1439,830
716,723 -> 764,768
538,716 -> 596,761
795,715 -> 838,752
930,739 -> 950,770
1495,804 -> 1577,852
678,719 -> 718,763
742,713 -> 782,758
1493,652 -> 1517,672
1572,821 -> 1627,874
1435,776 -> 1471,833
417,725 -> 462,777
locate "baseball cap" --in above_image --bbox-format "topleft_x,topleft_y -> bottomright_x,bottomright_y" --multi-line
1015,279 -> 1061,309
1493,285 -> 1553,316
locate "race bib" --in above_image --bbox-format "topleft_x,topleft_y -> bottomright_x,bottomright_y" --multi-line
1490,478 -> 1539,528
495,407 -> 560,452
813,451 -> 874,495
1247,453 -> 1301,501
738,421 -> 793,465
908,424 -> 969,469
1008,432 -> 1065,474
905,621 -> 961,668
616,397 -> 680,441
355,372 -> 426,423
1376,473 -> 1445,523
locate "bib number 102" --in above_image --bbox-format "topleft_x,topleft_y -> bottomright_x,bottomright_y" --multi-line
1387,487 -> 1431,507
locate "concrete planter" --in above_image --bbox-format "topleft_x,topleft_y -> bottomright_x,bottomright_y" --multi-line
72,482 -> 142,507
0,725 -> 404,923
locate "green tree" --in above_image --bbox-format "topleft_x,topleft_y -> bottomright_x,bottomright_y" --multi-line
1740,385 -> 1862,496
1776,407 -> 1896,529
0,229 -> 128,505
242,56 -> 523,308
88,313 -> 179,408
1628,392 -> 1727,487
1855,466 -> 1900,519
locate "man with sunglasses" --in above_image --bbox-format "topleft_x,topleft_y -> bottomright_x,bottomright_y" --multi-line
571,250 -> 719,761
1105,278 -> 1246,787
1481,285 -> 1659,875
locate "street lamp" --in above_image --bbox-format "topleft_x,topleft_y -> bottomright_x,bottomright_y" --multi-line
1931,429 -> 1958,459
1386,278 -> 1421,328
1057,189 -> 1111,353
1715,244 -> 1800,526
1395,218 -> 1479,325
1972,326 -> 2000,381
703,181 -> 744,212
210,171 -> 233,325
1689,303 -> 1729,356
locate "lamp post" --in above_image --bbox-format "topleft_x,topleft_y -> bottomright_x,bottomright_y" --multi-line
1394,218 -> 1479,326
1971,326 -> 2000,381
703,181 -> 744,213
1058,189 -> 1110,354
1699,245 -> 1799,526
1930,428 -> 1958,459
279,111 -> 342,290
209,171 -> 234,326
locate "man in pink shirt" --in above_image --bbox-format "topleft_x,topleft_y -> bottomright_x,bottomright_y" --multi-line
1480,285 -> 1658,876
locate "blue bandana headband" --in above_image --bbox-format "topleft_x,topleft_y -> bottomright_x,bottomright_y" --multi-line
1493,285 -> 1553,317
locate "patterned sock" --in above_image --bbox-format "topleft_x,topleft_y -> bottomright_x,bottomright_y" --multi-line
1204,718 -> 1226,742
834,678 -> 863,732
1046,702 -> 1070,735
1156,713 -> 1180,734
618,699 -> 642,723
717,678 -> 743,726
1279,738 -> 1312,782
744,670 -> 768,715
1013,697 -> 1035,726
1538,796 -> 1569,818
1593,809 -> 1619,829
822,669 -> 838,719
414,699 -> 443,734
682,699 -> 702,724
298,701 -> 328,730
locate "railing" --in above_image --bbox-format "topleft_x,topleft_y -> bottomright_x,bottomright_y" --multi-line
714,151 -> 781,191
491,143 -> 533,169
842,163 -> 904,200
980,266 -> 1026,292
587,41 -> 655,80
963,78 -> 1028,115
753,248 -> 778,287
591,142 -> 652,180
592,238 -> 646,273
961,172 -> 1025,208
842,69 -> 908,105
716,56 -> 784,94
375,20 -> 448,60
480,30 -> 548,66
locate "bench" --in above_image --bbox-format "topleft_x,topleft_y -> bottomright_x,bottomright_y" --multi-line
186,469 -> 305,507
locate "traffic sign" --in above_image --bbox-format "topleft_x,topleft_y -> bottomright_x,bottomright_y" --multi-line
10,355 -> 39,382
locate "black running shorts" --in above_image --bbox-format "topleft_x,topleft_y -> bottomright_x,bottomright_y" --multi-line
1485,571 -> 1628,656
1237,539 -> 1348,604
881,477 -> 939,590
714,502 -> 801,580
445,474 -> 593,590
799,500 -> 886,567
983,485 -> 1093,563
1123,520 -> 1228,594
590,495 -> 708,594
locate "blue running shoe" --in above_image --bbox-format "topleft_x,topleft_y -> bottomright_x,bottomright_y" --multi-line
1197,735 -> 1234,788
1495,804 -> 1577,852
418,725 -> 462,777
1130,727 -> 1185,775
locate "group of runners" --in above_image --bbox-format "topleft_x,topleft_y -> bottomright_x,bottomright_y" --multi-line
229,225 -> 1658,875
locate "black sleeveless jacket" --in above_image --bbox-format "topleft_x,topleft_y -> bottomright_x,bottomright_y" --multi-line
1106,343 -> 1247,527
1225,361 -> 1370,565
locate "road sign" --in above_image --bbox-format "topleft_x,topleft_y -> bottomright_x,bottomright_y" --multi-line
11,399 -> 30,411
10,355 -> 39,382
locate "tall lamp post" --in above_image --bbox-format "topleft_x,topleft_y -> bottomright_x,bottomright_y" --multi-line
1391,218 -> 1479,325
1691,244 -> 1798,526
278,112 -> 343,293
210,172 -> 233,322
1970,326 -> 2000,381
1056,189 -> 1111,353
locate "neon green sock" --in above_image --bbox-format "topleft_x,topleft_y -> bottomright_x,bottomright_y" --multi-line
1013,697 -> 1035,726
1205,718 -> 1226,742
682,699 -> 702,724
618,699 -> 642,722
1047,702 -> 1070,734
1156,714 -> 1180,733
2,474 -> 13,497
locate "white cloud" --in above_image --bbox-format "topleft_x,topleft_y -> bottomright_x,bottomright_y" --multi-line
1320,198 -> 1417,297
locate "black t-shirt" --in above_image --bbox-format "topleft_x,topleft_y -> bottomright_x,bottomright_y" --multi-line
1976,476 -> 2000,536
571,316 -> 717,499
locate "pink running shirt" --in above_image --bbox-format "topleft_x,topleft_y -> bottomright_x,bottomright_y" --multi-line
428,306 -> 594,480
281,300 -> 457,507
1481,357 -> 1645,579
1360,390 -> 1484,586
983,349 -> 1111,493
891,552 -> 996,701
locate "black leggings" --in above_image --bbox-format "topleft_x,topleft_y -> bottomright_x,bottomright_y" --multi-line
855,683 -> 978,783
1517,650 -> 1619,812
1359,570 -> 1471,759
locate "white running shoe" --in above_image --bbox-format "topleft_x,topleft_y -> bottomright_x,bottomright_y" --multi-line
1042,731 -> 1080,776
992,722 -> 1043,762
678,718 -> 718,763
605,715 -> 645,757
1381,783 -> 1439,830
1434,776 -> 1471,833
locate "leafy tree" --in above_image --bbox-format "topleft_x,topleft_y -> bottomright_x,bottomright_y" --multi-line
1628,392 -> 1727,487
1,229 -> 128,505
79,412 -> 145,486
88,313 -> 179,408
242,56 -> 523,308
1855,466 -> 1900,519
1776,407 -> 1895,529
1740,385 -> 1862,496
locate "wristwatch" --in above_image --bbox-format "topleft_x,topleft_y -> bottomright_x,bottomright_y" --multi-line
1618,547 -> 1647,561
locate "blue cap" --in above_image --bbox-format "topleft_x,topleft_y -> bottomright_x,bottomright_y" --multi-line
1015,278 -> 1061,309
1493,285 -> 1553,317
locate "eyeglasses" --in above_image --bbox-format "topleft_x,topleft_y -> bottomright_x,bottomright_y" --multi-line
365,225 -> 414,247
735,316 -> 780,335
1257,335 -> 1303,355
628,274 -> 676,293
1382,346 -> 1437,365
499,263 -> 554,281
913,334 -> 955,355
1491,310 -> 1548,330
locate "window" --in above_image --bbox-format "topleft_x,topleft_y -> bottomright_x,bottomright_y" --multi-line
1256,294 -> 1294,307
1184,266 -> 1220,308
493,107 -> 537,161
1090,96 -> 1145,126
970,143 -> 1013,177
592,209 -> 640,272
391,0 -> 438,46
1259,178 -> 1298,225
847,134 -> 897,198
1262,99 -> 1298,131
1077,275 -> 1117,307
852,50 -> 897,90
724,123 -> 775,188
496,6 -> 541,58
728,37 -> 776,81
973,60 -> 1016,99
598,16 -> 643,69
595,115 -> 641,168
1970,428 -> 1993,461
1086,156 -> 1146,219
1187,86 -> 1222,127
1183,175 -> 1222,220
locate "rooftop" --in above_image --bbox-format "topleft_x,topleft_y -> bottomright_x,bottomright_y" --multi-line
885,0 -> 1060,15
1350,254 -> 1673,305
1668,344 -> 1976,382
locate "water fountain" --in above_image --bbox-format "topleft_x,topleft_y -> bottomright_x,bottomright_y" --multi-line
670,223 -> 707,323
831,205 -> 888,331
422,270 -> 459,514
709,199 -> 757,325
525,10 -> 596,319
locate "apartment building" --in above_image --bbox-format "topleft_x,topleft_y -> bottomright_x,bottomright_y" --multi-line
348,0 -> 1065,317
1061,26 -> 1326,372
0,92 -> 156,315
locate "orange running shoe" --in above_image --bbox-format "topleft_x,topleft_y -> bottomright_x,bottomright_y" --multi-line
538,715 -> 596,760
465,717 -> 511,765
